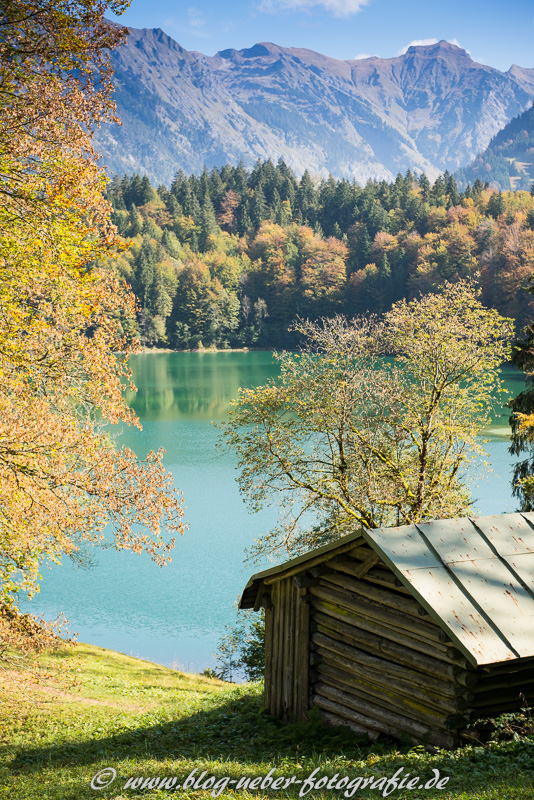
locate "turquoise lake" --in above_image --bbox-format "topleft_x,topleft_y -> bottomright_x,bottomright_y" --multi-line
23,352 -> 528,673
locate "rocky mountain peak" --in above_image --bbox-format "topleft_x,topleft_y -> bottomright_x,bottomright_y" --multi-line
404,40 -> 471,59
95,27 -> 534,186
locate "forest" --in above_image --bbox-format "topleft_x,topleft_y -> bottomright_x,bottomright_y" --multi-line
104,160 -> 534,349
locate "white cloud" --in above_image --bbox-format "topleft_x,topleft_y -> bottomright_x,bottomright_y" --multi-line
259,0 -> 369,19
188,6 -> 207,28
353,53 -> 377,60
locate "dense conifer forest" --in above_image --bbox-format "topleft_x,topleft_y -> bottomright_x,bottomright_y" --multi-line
104,160 -> 534,348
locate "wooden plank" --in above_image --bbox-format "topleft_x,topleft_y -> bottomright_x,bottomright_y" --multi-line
313,582 -> 445,643
313,696 -> 456,749
314,694 -> 400,737
262,536 -> 365,585
402,566 -> 517,665
321,569 -> 425,617
282,579 -> 292,719
308,595 -> 468,665
312,640 -> 467,714
313,625 -> 465,698
312,610 -> 473,685
331,561 -> 412,594
264,606 -> 274,712
446,558 -> 534,658
320,710 -> 377,739
314,683 -> 455,746
352,553 -> 381,578
318,661 -> 467,728
273,581 -> 283,717
295,587 -> 310,719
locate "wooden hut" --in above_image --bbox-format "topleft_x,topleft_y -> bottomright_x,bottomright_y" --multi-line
240,513 -> 534,748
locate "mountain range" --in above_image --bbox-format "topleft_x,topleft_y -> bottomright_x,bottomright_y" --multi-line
457,102 -> 534,191
95,27 -> 534,186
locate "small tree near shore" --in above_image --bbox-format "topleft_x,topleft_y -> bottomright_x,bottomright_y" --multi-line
224,282 -> 513,560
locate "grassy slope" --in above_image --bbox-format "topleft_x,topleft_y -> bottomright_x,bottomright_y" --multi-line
1,644 -> 534,799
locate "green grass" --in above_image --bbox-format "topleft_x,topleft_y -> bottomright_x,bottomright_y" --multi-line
1,643 -> 534,799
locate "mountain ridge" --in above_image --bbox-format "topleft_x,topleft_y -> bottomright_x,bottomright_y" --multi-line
95,28 -> 534,186
456,102 -> 534,191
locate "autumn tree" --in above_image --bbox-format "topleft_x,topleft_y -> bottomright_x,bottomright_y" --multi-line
224,283 -> 513,559
0,0 -> 184,652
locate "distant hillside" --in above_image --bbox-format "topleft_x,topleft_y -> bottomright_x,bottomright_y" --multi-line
95,29 -> 534,186
104,163 -> 534,351
456,103 -> 534,191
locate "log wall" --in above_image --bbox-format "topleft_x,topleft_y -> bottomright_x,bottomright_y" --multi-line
261,542 -> 534,747
306,545 -> 470,748
469,657 -> 534,717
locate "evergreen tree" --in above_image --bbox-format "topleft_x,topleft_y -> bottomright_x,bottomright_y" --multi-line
418,173 -> 431,201
129,174 -> 144,206
445,173 -> 460,207
487,191 -> 505,219
135,237 -> 157,308
162,228 -> 182,259
251,184 -> 268,229
367,201 -> 389,238
184,188 -> 202,226
199,195 -> 219,251
171,169 -> 188,202
140,175 -> 156,204
473,178 -> 484,198
128,203 -> 142,237
297,170 -> 318,226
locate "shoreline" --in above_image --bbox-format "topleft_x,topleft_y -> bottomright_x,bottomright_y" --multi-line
134,346 -> 274,354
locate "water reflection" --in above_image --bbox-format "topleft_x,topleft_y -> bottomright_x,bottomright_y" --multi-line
125,351 -> 279,420
19,354 -> 528,671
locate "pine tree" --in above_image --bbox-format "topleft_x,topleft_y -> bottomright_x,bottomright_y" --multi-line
140,175 -> 156,204
128,203 -> 142,237
199,195 -> 218,251
298,170 -> 318,226
135,237 -> 157,308
418,173 -> 431,201
251,184 -> 268,229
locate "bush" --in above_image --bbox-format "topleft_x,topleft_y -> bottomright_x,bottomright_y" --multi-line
213,609 -> 265,682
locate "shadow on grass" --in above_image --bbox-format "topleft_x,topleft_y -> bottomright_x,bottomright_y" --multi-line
6,689 -> 366,768
5,689 -> 534,799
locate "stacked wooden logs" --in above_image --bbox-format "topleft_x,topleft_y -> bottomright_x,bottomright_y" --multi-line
470,658 -> 534,716
303,542 -> 479,748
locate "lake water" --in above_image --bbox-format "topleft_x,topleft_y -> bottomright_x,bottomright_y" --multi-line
23,353 -> 528,673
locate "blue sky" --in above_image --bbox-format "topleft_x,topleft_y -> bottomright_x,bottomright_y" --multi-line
110,0 -> 534,71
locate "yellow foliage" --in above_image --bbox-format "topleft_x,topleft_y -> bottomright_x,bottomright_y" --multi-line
0,1 -> 184,646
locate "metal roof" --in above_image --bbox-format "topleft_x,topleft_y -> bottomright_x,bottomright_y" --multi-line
240,512 -> 534,667
366,513 -> 534,666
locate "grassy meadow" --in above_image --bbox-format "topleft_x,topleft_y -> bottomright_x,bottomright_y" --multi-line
1,644 -> 534,799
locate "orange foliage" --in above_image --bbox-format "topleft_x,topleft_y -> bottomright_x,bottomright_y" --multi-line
0,1 -> 184,648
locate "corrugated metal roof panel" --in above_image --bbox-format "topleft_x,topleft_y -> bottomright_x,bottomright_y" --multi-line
507,553 -> 534,593
416,518 -> 495,564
